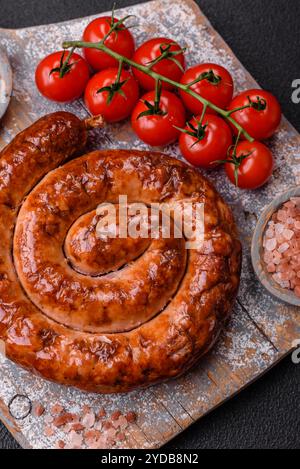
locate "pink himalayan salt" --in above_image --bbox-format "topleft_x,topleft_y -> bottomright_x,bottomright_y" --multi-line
81,412 -> 95,428
277,210 -> 288,222
263,197 -> 300,298
284,201 -> 295,209
69,430 -> 83,449
283,229 -> 294,241
278,242 -> 289,254
267,263 -> 276,273
275,223 -> 284,234
265,227 -> 275,238
32,402 -> 45,417
265,238 -> 277,251
264,251 -> 274,263
44,426 -> 55,437
55,440 -> 65,449
51,404 -> 64,416
295,286 -> 300,297
273,251 -> 282,265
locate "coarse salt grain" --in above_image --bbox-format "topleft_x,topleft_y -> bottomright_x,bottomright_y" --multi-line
82,412 -> 95,428
278,242 -> 289,253
283,229 -> 294,241
265,238 -> 277,251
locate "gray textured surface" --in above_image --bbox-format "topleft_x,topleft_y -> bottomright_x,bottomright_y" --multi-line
0,0 -> 299,450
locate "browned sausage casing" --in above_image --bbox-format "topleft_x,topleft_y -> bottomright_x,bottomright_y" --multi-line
0,111 -> 241,393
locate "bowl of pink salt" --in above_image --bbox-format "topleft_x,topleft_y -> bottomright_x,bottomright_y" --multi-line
251,186 -> 300,306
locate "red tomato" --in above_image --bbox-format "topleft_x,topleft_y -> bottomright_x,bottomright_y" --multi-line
179,63 -> 234,115
132,38 -> 185,91
83,16 -> 135,71
228,89 -> 281,140
225,141 -> 274,189
179,115 -> 233,169
84,68 -> 139,122
131,90 -> 186,146
35,51 -> 90,103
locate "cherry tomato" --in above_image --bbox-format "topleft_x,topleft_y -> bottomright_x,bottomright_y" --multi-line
35,51 -> 90,103
179,63 -> 234,115
179,115 -> 233,169
225,141 -> 274,189
84,68 -> 139,123
131,90 -> 186,146
132,38 -> 185,91
228,89 -> 281,140
83,16 -> 135,71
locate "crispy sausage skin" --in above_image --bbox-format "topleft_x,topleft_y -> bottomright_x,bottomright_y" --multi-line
0,112 -> 241,393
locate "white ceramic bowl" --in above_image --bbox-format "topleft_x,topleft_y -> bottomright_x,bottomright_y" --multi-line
0,47 -> 12,120
251,186 -> 300,307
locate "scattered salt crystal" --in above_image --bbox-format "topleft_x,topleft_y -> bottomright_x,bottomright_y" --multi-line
82,405 -> 91,415
32,402 -> 45,417
111,410 -> 122,421
71,423 -> 85,432
44,414 -> 54,424
125,411 -> 137,423
69,430 -> 83,448
97,408 -> 106,419
51,404 -> 64,416
82,412 -> 95,428
116,432 -> 126,442
295,221 -> 300,230
55,440 -> 65,449
94,421 -> 103,431
44,426 -> 55,437
103,421 -> 113,430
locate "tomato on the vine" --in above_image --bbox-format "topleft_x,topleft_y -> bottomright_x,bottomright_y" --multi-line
83,16 -> 135,71
228,89 -> 281,140
179,63 -> 234,115
225,140 -> 274,189
132,38 -> 185,91
179,114 -> 232,169
84,68 -> 139,122
131,90 -> 186,146
35,51 -> 90,103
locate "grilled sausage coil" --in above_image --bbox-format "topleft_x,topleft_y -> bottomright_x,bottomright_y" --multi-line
0,112 -> 241,393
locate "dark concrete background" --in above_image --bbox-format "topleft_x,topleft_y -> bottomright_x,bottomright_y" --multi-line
0,0 -> 299,449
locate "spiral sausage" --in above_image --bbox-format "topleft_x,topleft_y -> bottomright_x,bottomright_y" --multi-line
0,112 -> 241,393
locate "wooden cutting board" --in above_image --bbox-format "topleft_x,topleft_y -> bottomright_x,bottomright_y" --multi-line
0,0 -> 299,449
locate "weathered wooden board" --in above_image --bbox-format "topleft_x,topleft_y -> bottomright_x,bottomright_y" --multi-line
0,0 -> 299,449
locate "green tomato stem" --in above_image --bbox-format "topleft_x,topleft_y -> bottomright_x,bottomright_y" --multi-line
62,39 -> 254,142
